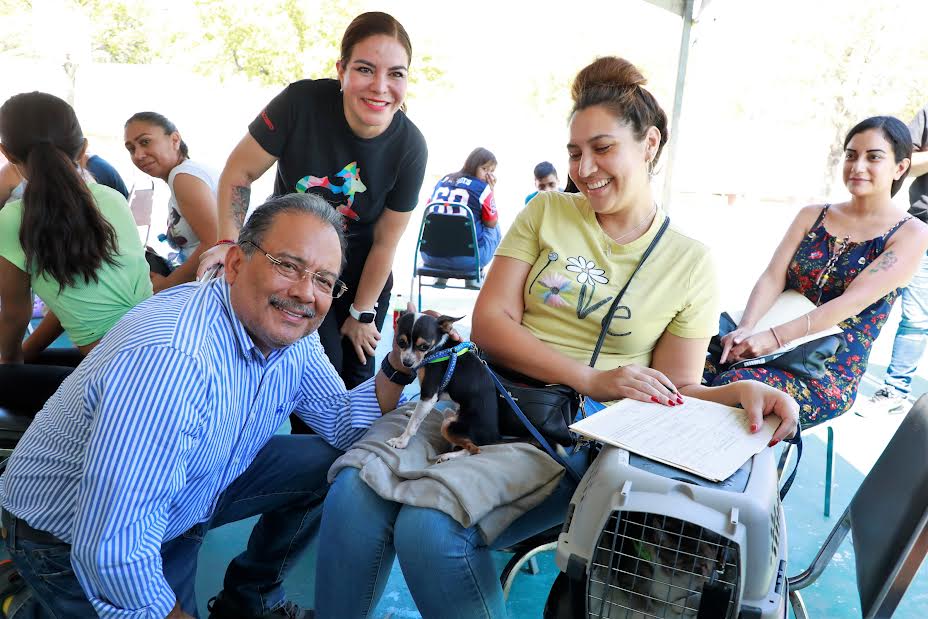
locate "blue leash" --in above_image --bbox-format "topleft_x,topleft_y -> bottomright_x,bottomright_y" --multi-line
779,425 -> 802,501
483,364 -> 582,483
417,341 -> 583,483
416,341 -> 476,392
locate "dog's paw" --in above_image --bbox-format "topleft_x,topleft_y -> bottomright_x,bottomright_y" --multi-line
387,435 -> 410,449
435,450 -> 470,463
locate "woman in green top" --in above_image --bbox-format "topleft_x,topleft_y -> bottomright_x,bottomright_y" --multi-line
0,92 -> 151,409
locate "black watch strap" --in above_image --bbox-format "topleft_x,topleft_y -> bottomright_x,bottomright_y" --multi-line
380,354 -> 417,386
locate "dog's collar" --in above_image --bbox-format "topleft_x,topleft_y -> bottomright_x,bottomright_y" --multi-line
420,341 -> 475,365
416,341 -> 476,392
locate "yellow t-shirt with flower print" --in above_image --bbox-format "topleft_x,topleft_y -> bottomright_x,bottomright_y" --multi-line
494,191 -> 719,371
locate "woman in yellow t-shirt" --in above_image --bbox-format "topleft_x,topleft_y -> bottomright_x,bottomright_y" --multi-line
316,57 -> 800,618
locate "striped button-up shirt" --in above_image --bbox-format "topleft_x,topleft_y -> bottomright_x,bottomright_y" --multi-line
0,279 -> 382,618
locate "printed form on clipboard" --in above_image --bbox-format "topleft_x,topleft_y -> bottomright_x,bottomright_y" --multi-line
569,398 -> 778,481
727,289 -> 843,369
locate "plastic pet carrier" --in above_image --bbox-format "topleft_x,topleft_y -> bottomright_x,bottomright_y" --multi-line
545,446 -> 787,618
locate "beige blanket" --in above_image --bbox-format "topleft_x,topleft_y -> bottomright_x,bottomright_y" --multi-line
328,401 -> 565,544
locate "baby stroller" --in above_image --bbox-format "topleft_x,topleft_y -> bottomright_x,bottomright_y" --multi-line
544,446 -> 789,618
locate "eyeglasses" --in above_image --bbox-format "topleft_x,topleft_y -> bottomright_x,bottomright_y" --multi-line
241,240 -> 347,299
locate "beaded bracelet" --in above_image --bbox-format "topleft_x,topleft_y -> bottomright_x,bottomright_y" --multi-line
214,239 -> 237,247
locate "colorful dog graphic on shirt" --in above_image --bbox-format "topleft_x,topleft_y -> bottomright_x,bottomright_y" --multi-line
296,162 -> 367,221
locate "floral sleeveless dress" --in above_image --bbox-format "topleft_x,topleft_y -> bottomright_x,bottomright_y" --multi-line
704,205 -> 910,428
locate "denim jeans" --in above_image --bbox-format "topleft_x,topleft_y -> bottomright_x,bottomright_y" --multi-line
885,252 -> 928,396
314,400 -> 604,619
4,434 -> 341,618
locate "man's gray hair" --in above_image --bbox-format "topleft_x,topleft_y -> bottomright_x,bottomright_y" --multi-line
238,193 -> 346,267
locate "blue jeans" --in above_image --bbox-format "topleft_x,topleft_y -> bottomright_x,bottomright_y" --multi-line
885,252 -> 928,396
314,401 -> 603,619
4,434 -> 341,618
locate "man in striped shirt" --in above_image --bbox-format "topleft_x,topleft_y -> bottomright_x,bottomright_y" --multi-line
0,194 -> 416,618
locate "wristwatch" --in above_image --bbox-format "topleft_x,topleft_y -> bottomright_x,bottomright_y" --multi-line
349,303 -> 376,324
380,354 -> 416,385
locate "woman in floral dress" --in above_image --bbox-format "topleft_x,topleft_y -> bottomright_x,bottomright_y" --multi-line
705,116 -> 928,427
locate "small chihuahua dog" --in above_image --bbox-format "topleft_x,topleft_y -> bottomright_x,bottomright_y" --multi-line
386,307 -> 499,463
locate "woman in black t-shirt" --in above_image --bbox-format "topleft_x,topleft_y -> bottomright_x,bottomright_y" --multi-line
199,12 -> 427,417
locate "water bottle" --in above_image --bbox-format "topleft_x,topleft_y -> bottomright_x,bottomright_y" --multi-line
392,293 -> 405,330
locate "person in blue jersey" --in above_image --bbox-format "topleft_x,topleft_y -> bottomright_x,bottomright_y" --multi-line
421,147 -> 501,287
0,193 -> 418,619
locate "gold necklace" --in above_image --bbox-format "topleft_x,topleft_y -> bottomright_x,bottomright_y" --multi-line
609,204 -> 658,244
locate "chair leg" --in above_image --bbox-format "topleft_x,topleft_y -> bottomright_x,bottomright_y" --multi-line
824,426 -> 834,518
526,556 -> 540,575
501,542 -> 557,600
789,589 -> 809,619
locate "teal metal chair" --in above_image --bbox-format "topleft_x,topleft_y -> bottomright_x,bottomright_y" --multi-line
778,419 -> 837,517
824,424 -> 835,517
411,201 -> 483,309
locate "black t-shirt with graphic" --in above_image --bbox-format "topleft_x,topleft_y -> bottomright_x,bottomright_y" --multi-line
248,78 -> 428,283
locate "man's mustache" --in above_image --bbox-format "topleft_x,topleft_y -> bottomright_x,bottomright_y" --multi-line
270,296 -> 316,319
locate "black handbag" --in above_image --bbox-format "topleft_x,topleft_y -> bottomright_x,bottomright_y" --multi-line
490,364 -> 580,446
708,311 -> 846,381
490,217 -> 671,451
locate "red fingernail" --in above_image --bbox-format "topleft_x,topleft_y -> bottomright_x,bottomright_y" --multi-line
750,424 -> 758,432
768,439 -> 779,447
676,396 -> 684,404
651,396 -> 660,403
667,399 -> 675,406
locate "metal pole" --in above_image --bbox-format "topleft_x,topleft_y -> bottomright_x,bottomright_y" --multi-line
660,0 -> 696,211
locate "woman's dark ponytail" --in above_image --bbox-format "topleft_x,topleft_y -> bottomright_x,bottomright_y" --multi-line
1,92 -> 119,289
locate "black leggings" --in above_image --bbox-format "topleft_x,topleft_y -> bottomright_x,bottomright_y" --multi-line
0,349 -> 82,412
290,274 -> 392,434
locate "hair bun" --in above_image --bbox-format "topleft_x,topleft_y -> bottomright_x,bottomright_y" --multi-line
571,57 -> 646,103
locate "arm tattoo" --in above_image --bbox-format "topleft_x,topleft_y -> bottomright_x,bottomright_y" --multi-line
231,186 -> 251,229
869,250 -> 898,274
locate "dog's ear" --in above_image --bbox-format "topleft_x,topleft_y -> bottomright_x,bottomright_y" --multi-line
437,315 -> 464,333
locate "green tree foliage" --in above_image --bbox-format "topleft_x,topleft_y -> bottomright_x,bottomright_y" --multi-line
194,0 -> 358,85
77,0 -> 153,64
0,0 -> 157,64
0,0 -> 36,57
798,0 -> 928,195
191,0 -> 444,90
